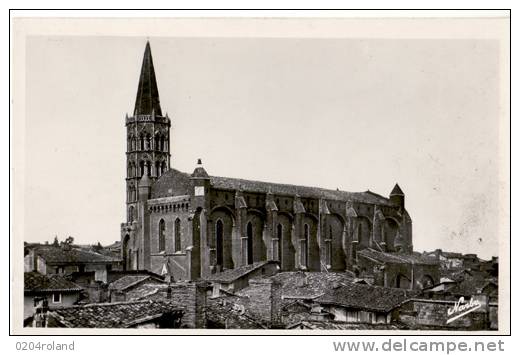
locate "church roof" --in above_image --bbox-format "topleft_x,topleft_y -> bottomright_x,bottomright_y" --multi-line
151,168 -> 395,205
209,175 -> 393,205
151,169 -> 192,198
133,41 -> 162,116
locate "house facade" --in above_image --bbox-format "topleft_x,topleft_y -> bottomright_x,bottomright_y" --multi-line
24,272 -> 83,321
24,245 -> 121,282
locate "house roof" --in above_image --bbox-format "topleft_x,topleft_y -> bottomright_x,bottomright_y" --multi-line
315,281 -> 417,313
358,248 -> 439,266
33,246 -> 121,265
271,272 -> 356,300
206,296 -> 269,329
449,279 -> 498,297
206,261 -> 276,283
128,284 -> 169,301
151,168 -> 396,206
442,252 -> 464,258
47,300 -> 182,328
105,241 -> 121,249
287,320 -> 408,330
108,275 -> 165,291
24,272 -> 82,293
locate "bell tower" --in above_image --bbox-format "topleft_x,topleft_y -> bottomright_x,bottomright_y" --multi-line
125,41 -> 171,222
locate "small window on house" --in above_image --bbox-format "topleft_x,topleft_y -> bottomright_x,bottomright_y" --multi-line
52,293 -> 62,303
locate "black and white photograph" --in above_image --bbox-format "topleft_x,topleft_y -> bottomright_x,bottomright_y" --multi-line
10,12 -> 510,336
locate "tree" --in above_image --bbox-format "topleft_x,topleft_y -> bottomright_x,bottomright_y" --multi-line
52,236 -> 59,247
64,236 -> 74,245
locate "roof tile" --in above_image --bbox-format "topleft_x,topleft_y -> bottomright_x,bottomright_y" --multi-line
34,246 -> 120,265
315,281 -> 418,312
47,300 -> 182,328
24,272 -> 82,293
358,248 -> 439,266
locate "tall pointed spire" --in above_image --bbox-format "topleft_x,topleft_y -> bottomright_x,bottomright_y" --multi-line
134,41 -> 162,116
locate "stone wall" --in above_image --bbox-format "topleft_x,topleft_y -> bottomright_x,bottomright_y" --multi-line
203,188 -> 412,278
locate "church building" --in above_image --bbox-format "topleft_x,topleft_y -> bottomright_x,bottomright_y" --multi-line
120,42 -> 416,284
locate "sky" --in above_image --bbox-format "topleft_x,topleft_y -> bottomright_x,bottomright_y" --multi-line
23,35 -> 505,258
